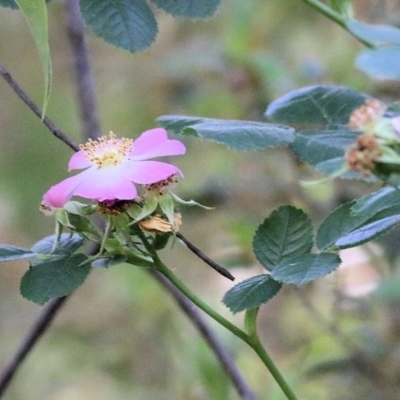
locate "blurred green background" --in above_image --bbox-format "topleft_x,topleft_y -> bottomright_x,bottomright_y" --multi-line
1,0 -> 400,399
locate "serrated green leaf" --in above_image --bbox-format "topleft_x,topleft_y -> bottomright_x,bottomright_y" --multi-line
222,275 -> 282,314
290,129 -> 364,177
20,253 -> 89,305
316,201 -> 367,250
317,191 -> 400,251
0,245 -> 33,262
356,47 -> 400,80
335,215 -> 400,248
271,253 -> 341,285
30,233 -> 84,255
15,0 -> 52,117
347,20 -> 400,45
351,186 -> 400,217
265,85 -> 371,127
253,206 -> 313,271
80,0 -> 158,53
157,116 -> 295,150
150,0 -> 220,18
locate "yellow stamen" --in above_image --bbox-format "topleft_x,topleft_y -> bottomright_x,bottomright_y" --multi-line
80,131 -> 134,167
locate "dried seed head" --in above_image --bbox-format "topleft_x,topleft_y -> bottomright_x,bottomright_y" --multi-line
348,100 -> 386,131
346,134 -> 382,176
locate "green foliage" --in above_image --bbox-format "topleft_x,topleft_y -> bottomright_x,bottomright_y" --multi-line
91,255 -> 127,268
30,233 -> 84,254
347,20 -> 400,46
80,0 -> 158,53
253,206 -> 313,272
265,85 -> 370,127
356,48 -> 400,80
14,0 -> 52,117
271,253 -> 341,285
0,0 -> 51,9
347,20 -> 400,80
150,0 -> 220,18
289,129 -> 361,177
317,187 -> 400,250
0,245 -> 33,262
20,253 -> 90,305
157,115 -> 295,150
222,275 -> 282,314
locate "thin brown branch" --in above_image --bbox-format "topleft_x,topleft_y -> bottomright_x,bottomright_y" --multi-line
150,270 -> 256,400
0,61 -> 79,152
65,0 -> 101,141
0,296 -> 68,396
176,232 -> 235,281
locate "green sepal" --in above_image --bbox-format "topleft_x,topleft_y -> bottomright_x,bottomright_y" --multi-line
159,193 -> 175,224
127,195 -> 158,222
170,193 -> 213,209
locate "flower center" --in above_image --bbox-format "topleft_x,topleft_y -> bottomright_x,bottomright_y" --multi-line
80,131 -> 133,167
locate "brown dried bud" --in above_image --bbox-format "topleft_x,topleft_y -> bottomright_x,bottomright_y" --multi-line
348,99 -> 386,131
139,213 -> 182,233
346,134 -> 382,176
98,200 -> 134,215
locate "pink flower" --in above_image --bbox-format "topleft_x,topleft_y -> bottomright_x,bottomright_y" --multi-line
42,128 -> 185,208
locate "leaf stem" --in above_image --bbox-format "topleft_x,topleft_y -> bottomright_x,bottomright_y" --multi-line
139,233 -> 299,400
299,0 -> 374,47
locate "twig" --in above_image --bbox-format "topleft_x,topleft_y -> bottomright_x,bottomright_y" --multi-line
65,0 -> 101,141
0,61 -> 79,152
0,297 -> 68,396
176,232 -> 235,281
149,270 -> 256,400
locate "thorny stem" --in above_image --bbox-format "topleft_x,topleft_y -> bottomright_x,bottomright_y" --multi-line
0,61 -> 79,152
176,232 -> 235,281
0,297 -> 68,396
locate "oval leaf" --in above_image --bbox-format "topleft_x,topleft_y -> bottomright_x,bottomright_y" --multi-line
222,275 -> 282,314
30,233 -> 84,254
150,0 -> 220,18
20,253 -> 89,305
15,0 -> 52,117
0,245 -> 33,262
266,85 -> 371,127
347,20 -> 400,46
271,253 -> 341,285
356,47 -> 400,80
157,115 -> 295,150
316,201 -> 367,251
335,215 -> 400,248
290,129 -> 364,177
80,0 -> 158,53
253,206 -> 313,271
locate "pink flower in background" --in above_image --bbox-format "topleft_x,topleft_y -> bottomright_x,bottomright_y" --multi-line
42,128 -> 185,208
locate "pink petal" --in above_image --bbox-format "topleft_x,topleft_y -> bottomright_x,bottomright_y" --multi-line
131,128 -> 186,160
68,150 -> 91,171
121,160 -> 183,184
73,167 -> 138,201
42,174 -> 85,208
